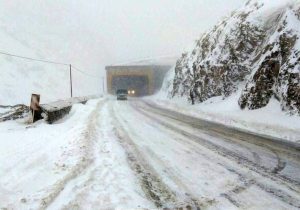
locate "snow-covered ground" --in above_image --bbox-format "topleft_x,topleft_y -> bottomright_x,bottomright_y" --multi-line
149,89 -> 300,143
0,98 -> 152,209
0,99 -> 100,208
1,97 -> 300,209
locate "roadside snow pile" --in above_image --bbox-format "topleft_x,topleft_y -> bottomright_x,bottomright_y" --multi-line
0,100 -> 100,209
150,91 -> 300,142
167,0 -> 300,115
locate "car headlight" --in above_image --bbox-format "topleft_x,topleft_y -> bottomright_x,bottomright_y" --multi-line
132,90 -> 135,94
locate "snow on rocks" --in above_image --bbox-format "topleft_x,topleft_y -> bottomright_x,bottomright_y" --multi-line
168,0 -> 300,115
0,104 -> 29,122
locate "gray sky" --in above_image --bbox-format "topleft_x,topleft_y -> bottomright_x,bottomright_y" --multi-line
0,0 -> 247,76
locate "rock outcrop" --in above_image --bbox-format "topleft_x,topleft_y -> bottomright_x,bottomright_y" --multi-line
168,0 -> 300,114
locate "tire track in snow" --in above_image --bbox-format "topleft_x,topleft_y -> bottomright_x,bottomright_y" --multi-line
137,101 -> 285,173
142,147 -> 216,209
54,101 -> 154,209
128,102 -> 257,208
119,101 -> 275,209
132,101 -> 300,208
143,101 -> 300,159
135,101 -> 299,188
110,102 -> 201,209
38,100 -> 106,209
207,127 -> 287,174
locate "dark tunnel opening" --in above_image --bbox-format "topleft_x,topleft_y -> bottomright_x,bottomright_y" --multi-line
111,75 -> 149,96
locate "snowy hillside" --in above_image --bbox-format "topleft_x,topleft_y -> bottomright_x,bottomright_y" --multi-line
165,0 -> 300,115
0,28 -> 71,105
0,24 -> 104,106
0,2 -> 105,106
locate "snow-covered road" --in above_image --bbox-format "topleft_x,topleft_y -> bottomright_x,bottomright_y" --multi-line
1,98 -> 300,209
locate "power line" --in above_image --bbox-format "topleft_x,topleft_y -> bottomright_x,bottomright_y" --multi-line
0,50 -> 69,66
0,49 -> 99,79
72,65 -> 99,78
0,49 -> 101,97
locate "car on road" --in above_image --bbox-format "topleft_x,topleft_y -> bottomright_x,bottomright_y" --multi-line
116,89 -> 128,100
128,89 -> 136,96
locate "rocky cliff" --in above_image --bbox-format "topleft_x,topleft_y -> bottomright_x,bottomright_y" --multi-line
168,0 -> 300,114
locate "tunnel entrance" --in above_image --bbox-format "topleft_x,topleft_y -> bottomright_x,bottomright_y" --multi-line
106,65 -> 172,97
111,75 -> 149,96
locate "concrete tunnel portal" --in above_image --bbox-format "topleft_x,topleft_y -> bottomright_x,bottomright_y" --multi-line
105,65 -> 171,97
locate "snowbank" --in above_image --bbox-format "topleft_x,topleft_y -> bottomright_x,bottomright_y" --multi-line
149,89 -> 300,143
0,99 -> 101,208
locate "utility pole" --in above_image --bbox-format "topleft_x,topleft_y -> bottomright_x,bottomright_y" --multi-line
69,64 -> 73,98
102,77 -> 105,94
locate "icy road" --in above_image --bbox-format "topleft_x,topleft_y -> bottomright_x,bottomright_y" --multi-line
1,98 -> 300,209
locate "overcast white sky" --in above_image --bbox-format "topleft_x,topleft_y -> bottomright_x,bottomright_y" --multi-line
0,0 -> 247,76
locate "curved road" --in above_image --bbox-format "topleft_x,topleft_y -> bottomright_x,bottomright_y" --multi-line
106,98 -> 300,209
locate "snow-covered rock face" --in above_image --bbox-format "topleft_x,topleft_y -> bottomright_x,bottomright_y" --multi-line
240,2 -> 300,114
169,0 -> 300,114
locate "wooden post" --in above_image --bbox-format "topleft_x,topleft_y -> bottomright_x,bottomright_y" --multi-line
69,64 -> 73,98
30,94 -> 41,123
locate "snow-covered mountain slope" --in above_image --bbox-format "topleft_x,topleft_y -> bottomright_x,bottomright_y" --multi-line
0,29 -> 70,105
166,0 -> 300,115
0,2 -> 106,106
0,25 -> 103,106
